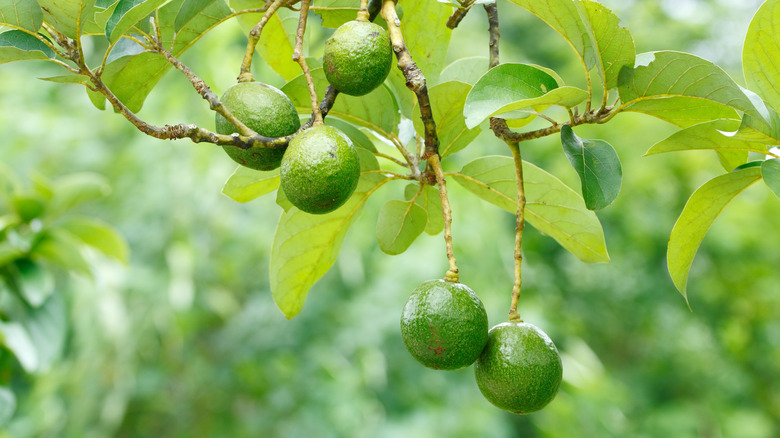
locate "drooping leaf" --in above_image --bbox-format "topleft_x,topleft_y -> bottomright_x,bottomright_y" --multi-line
0,30 -> 54,64
576,0 -> 635,90
743,0 -> 780,114
56,216 -> 129,263
560,125 -> 622,210
667,166 -> 763,299
222,167 -> 280,204
38,0 -> 97,39
619,51 -> 763,124
450,155 -> 609,263
231,0 -> 299,81
0,0 -> 43,31
270,172 -> 391,319
376,199 -> 427,255
404,183 -> 443,236
282,68 -> 400,137
413,81 -> 481,157
105,0 -> 166,42
761,158 -> 780,199
464,63 -> 588,129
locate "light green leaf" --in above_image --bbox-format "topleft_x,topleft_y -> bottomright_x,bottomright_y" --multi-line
99,51 -> 170,113
0,0 -> 43,31
105,0 -> 166,42
81,0 -> 119,35
222,167 -> 280,203
31,228 -> 91,276
175,0 -> 215,31
282,68 -> 400,137
57,216 -> 129,263
0,30 -> 54,64
47,172 -> 111,217
0,293 -> 66,373
561,125 -> 622,210
413,81 -> 481,157
667,166 -> 763,299
38,0 -> 97,38
324,117 -> 377,153
464,63 -> 588,129
270,172 -> 391,319
450,155 -> 609,263
376,199 -> 427,255
743,0 -> 780,114
231,0 -> 299,81
312,0 -> 358,28
439,56 -> 490,86
761,158 -> 780,199
405,184 -> 443,235
399,0 -> 451,84
0,387 -> 15,427
38,74 -> 91,85
619,51 -> 763,124
620,96 -> 739,128
170,0 -> 230,54
576,0 -> 635,90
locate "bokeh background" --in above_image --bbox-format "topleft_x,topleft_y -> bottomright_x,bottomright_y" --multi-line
1,0 -> 778,436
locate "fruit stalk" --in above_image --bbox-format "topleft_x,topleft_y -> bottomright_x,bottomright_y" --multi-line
428,154 -> 459,282
485,2 -> 500,69
507,141 -> 525,322
380,0 -> 440,159
292,0 -> 322,125
238,0 -> 286,83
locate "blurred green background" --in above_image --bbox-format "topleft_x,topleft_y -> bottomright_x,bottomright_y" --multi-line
2,0 -> 779,436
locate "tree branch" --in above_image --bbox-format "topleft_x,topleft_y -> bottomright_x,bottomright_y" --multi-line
484,2 -> 500,68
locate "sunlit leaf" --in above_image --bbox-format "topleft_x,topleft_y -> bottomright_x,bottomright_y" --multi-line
232,0 -> 299,81
399,0 -> 451,84
222,167 -> 280,204
761,158 -> 780,199
667,166 -> 763,300
743,0 -> 780,113
57,216 -> 129,263
619,96 -> 739,128
560,125 -> 622,210
0,30 -> 54,64
464,63 -> 587,129
376,199 -> 427,255
450,155 -> 609,263
0,0 -> 43,31
576,0 -> 635,90
312,0 -> 358,28
413,81 -> 481,157
38,0 -> 97,38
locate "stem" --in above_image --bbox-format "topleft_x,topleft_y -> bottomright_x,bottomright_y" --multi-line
489,107 -> 616,143
292,0 -> 322,125
447,2 -> 474,29
357,0 -> 370,21
239,0 -> 286,82
484,2 -> 500,68
428,154 -> 458,282
507,141 -> 525,322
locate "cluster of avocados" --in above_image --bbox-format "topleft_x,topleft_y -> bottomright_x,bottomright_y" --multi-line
215,20 -> 392,215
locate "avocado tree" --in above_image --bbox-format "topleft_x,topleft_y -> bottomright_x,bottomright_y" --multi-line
1,0 -> 780,418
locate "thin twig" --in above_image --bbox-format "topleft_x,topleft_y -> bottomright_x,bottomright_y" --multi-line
427,154 -> 458,282
507,141 -> 525,322
292,0 -> 322,125
490,108 -> 616,143
374,151 -> 411,168
239,0 -> 286,83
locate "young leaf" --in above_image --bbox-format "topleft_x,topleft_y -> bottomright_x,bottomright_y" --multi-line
743,0 -> 780,113
450,156 -> 609,263
0,0 -> 44,31
105,0 -> 167,42
56,216 -> 129,263
222,167 -> 280,204
0,30 -> 55,64
405,184 -> 443,235
576,0 -> 635,90
376,199 -> 427,255
619,51 -> 764,124
270,173 -> 390,319
464,63 -> 588,129
560,125 -> 622,210
37,0 -> 97,39
761,158 -> 780,199
667,166 -> 763,299
413,81 -> 481,157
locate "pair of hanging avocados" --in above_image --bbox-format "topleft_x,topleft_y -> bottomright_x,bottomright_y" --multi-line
215,20 -> 392,215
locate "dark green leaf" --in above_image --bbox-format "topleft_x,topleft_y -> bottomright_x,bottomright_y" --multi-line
561,125 -> 622,210
0,0 -> 43,31
761,158 -> 780,199
667,166 -> 763,299
413,81 -> 481,157
376,199 -> 427,255
12,194 -> 46,222
450,156 -> 609,263
15,259 -> 55,307
0,30 -> 54,64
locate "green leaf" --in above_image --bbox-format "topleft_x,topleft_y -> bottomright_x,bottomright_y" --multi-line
0,387 -> 16,427
743,0 -> 780,114
222,167 -> 280,204
464,63 -> 588,129
646,119 -> 767,170
0,0 -> 43,31
560,125 -> 622,210
399,0 -> 451,84
619,96 -> 739,128
0,30 -> 54,64
405,183 -> 443,235
37,0 -> 97,38
413,81 -> 481,157
439,56 -> 490,86
761,158 -> 780,199
0,293 -> 66,373
169,0 -> 231,54
81,0 -> 119,35
175,0 -> 215,31
282,68 -> 400,137
12,194 -> 46,222
576,0 -> 635,90
619,51 -> 762,124
56,216 -> 129,263
450,156 -> 609,263
105,0 -> 166,42
270,172 -> 391,319
100,51 -> 170,113
231,0 -> 299,81
38,74 -> 91,85
324,117 -> 377,153
15,259 -> 55,307
667,166 -> 763,299
376,199 -> 427,255
47,173 -> 111,217
31,228 -> 91,276
312,0 -> 358,28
